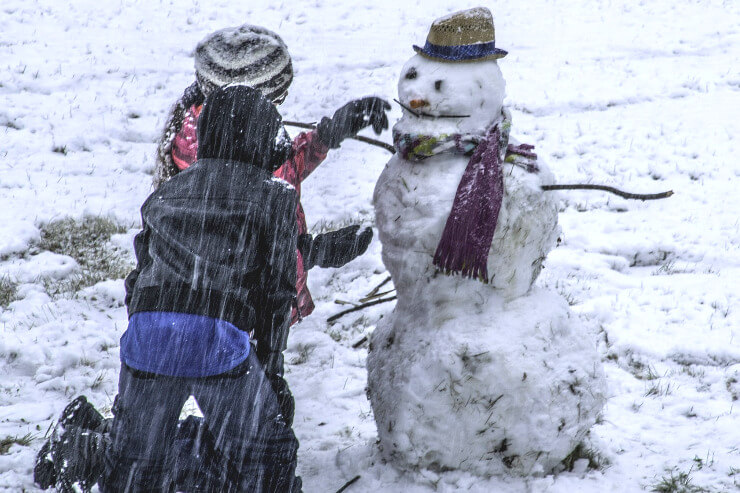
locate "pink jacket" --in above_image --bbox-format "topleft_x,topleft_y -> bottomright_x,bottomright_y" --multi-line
172,105 -> 329,323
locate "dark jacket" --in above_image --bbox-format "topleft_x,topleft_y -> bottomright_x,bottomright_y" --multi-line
126,85 -> 298,375
153,82 -> 330,323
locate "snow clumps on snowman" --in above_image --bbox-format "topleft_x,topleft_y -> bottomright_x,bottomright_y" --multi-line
367,7 -> 607,476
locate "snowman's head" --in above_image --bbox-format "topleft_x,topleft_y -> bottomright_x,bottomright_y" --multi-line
395,54 -> 506,135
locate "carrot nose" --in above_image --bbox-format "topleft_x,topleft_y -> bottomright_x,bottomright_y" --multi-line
409,99 -> 429,109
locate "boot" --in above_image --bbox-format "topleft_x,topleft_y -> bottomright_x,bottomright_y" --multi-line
58,395 -> 105,431
52,425 -> 108,493
34,395 -> 108,490
33,440 -> 55,489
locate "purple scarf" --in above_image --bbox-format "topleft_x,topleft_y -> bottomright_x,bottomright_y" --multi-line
432,125 -> 504,282
393,110 -> 539,283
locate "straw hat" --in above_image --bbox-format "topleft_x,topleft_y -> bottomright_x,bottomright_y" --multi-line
413,7 -> 507,62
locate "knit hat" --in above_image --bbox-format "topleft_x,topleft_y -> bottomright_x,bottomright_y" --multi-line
194,25 -> 293,101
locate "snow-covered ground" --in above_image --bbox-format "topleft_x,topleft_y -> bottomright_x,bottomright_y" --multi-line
1,0 -> 738,491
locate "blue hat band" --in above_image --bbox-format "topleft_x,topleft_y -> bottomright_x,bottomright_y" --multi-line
415,40 -> 507,61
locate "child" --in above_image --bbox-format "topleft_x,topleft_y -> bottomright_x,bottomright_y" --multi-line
102,85 -> 302,492
154,24 -> 388,326
35,25 -> 386,492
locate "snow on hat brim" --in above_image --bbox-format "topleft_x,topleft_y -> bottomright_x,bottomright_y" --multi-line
413,7 -> 507,62
194,24 -> 293,101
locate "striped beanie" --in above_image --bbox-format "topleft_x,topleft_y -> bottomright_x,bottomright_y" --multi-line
194,25 -> 293,101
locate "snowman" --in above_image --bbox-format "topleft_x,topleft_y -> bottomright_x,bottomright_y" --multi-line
367,8 -> 606,476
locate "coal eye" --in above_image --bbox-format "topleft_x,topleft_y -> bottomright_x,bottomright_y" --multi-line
434,80 -> 443,91
405,68 -> 417,80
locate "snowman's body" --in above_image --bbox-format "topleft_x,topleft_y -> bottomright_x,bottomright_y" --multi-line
368,55 -> 606,476
375,134 -> 558,300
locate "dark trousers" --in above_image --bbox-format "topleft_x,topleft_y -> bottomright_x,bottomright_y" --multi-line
99,350 -> 301,493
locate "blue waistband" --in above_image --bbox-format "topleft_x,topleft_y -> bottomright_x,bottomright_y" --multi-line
120,312 -> 251,378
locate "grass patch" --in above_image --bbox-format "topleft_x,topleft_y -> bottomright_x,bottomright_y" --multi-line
650,468 -> 708,493
0,276 -> 19,308
39,215 -> 128,259
38,215 -> 133,297
633,364 -> 661,381
726,375 -> 739,401
90,370 -> 108,390
652,260 -> 697,276
0,433 -> 34,455
692,452 -> 714,471
645,380 -> 674,398
559,289 -> 580,306
624,353 -> 665,382
561,442 -> 609,472
652,260 -> 679,275
289,344 -> 315,365
553,280 -> 581,306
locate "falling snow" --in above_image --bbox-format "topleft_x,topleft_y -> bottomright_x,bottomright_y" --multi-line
0,1 -> 738,492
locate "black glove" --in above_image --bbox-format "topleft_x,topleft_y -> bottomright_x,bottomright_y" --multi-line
297,233 -> 314,267
316,97 -> 391,149
299,225 -> 373,270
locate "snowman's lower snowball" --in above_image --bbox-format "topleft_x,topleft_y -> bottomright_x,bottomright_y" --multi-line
367,286 -> 607,476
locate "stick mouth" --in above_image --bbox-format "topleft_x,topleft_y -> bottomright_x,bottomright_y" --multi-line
393,99 -> 470,119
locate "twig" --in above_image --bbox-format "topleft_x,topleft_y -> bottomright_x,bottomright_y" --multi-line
334,299 -> 359,306
327,296 -> 397,323
284,120 -> 677,203
359,289 -> 395,304
364,276 -> 392,298
285,120 -> 674,201
284,120 -> 396,154
541,184 -> 674,201
335,475 -> 361,493
352,336 -> 368,349
392,99 -> 470,119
